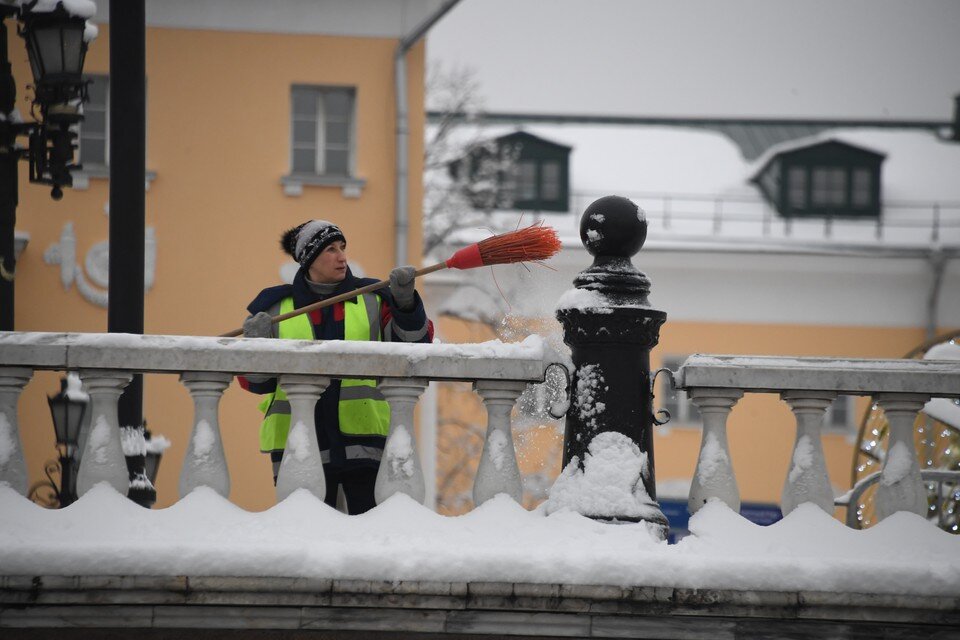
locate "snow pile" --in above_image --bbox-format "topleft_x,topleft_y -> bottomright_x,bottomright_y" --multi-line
119,426 -> 146,457
573,364 -> 606,431
555,287 -> 612,312
191,420 -> 216,461
385,426 -> 415,478
696,431 -> 732,487
23,0 -> 99,42
2,484 -> 958,596
145,434 -> 172,455
545,432 -> 660,520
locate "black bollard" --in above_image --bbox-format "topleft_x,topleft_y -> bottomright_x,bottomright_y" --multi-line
555,195 -> 668,533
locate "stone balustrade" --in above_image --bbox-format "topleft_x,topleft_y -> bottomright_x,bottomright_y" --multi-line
673,354 -> 960,521
0,331 -> 563,508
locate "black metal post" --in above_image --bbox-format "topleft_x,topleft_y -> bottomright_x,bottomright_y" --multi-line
556,195 -> 669,533
108,1 -> 153,507
0,12 -> 19,331
57,453 -> 76,507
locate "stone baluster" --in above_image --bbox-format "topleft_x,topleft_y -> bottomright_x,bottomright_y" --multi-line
0,368 -> 33,495
875,393 -> 930,521
275,375 -> 330,502
688,388 -> 743,515
780,391 -> 836,515
76,371 -> 133,497
179,372 -> 234,498
375,378 -> 428,505
473,380 -> 527,505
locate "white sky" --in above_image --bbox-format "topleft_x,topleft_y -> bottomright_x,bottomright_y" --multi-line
426,0 -> 960,120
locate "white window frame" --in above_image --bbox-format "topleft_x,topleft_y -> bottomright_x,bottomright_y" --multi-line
289,85 -> 356,178
284,85 -> 365,198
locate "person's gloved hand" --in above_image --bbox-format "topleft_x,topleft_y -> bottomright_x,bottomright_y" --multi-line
243,312 -> 273,339
389,266 -> 417,311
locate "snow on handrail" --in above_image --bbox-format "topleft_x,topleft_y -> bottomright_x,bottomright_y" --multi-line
0,331 -> 564,382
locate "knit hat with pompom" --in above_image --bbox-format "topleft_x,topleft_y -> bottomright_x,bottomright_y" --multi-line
280,220 -> 346,268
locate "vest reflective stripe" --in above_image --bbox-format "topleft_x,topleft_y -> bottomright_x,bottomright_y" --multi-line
257,294 -> 391,453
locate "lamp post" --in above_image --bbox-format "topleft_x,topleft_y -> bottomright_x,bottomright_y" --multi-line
0,0 -> 95,331
45,374 -> 88,507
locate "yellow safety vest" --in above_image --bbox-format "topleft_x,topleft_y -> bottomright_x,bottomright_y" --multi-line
257,294 -> 391,452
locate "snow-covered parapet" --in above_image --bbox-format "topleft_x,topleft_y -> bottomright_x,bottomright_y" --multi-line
674,353 -> 960,524
0,330 -> 562,509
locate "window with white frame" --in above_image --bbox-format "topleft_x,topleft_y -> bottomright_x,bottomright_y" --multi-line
660,356 -> 701,426
78,74 -> 108,167
290,86 -> 356,177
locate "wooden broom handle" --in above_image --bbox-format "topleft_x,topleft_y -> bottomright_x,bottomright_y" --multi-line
220,262 -> 448,338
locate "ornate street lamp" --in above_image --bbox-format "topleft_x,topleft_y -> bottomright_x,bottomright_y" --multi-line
45,374 -> 88,507
1,0 -> 96,332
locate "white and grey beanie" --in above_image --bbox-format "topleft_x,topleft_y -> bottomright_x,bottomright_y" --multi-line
280,219 -> 346,268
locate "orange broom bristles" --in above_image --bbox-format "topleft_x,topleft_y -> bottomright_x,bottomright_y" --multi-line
477,222 -> 563,266
444,222 -> 562,270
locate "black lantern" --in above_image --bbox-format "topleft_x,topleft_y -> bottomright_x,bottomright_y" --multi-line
46,375 -> 88,507
47,376 -> 87,455
19,1 -> 89,113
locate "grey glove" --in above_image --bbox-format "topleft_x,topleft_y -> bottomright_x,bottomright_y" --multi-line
243,311 -> 274,339
389,266 -> 417,311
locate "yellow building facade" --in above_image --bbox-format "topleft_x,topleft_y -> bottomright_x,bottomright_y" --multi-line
8,2 -> 432,511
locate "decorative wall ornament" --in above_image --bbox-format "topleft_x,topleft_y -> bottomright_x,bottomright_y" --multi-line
44,218 -> 156,308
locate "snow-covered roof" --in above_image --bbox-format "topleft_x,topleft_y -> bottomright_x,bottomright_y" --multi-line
435,122 -> 749,196
433,123 -> 960,204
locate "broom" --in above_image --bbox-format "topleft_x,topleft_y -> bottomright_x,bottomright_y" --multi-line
220,223 -> 562,338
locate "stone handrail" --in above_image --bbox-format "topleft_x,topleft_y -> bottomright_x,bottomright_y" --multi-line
0,331 -> 564,509
672,354 -> 960,523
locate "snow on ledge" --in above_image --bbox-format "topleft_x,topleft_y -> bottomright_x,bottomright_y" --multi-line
0,484 -> 957,597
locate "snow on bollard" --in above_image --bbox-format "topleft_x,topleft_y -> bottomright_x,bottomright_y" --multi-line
0,368 -> 33,495
875,393 -> 930,521
688,388 -> 742,515
545,431 -> 663,523
275,375 -> 330,502
473,380 -> 526,505
179,372 -> 233,498
555,195 -> 669,536
375,378 -> 427,505
76,371 -> 133,497
780,391 -> 836,515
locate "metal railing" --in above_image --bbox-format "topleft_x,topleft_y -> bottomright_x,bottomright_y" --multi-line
565,191 -> 960,244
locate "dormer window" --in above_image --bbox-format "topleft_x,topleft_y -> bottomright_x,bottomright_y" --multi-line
451,131 -> 571,213
752,139 -> 884,218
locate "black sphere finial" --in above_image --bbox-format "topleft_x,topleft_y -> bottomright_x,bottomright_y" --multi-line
50,186 -> 64,201
579,195 -> 647,258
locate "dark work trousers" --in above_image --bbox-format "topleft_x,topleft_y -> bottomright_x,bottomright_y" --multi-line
271,452 -> 379,515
